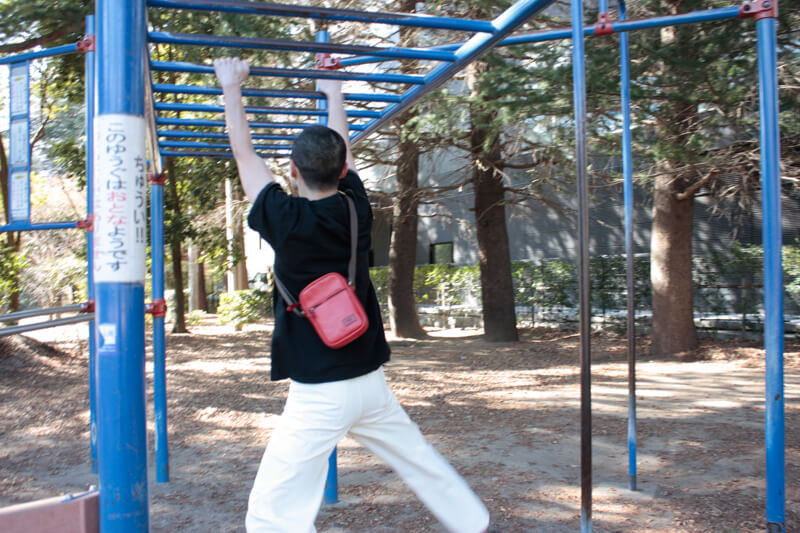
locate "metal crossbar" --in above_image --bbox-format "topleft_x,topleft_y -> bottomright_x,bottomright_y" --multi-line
0,304 -> 87,324
147,0 -> 557,159
0,314 -> 95,338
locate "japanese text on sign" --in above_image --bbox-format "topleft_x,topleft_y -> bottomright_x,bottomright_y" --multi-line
10,171 -> 30,222
10,119 -> 29,168
93,114 -> 147,283
10,64 -> 28,117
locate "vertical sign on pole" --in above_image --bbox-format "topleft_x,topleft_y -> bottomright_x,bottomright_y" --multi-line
8,61 -> 30,224
95,0 -> 149,531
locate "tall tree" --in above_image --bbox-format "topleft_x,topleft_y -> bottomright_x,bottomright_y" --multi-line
386,0 -> 428,339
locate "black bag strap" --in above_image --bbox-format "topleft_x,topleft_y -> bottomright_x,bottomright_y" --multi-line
273,192 -> 358,317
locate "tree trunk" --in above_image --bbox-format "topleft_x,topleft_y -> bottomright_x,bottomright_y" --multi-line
0,134 -> 22,312
166,158 -> 187,333
197,261 -> 208,312
468,63 -> 518,342
388,111 -> 427,339
386,0 -> 427,339
650,165 -> 698,355
233,187 -> 249,290
649,4 -> 699,356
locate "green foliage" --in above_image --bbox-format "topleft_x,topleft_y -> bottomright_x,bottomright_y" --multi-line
369,267 -> 389,309
217,289 -> 271,331
785,241 -> 800,307
186,309 -> 208,327
0,246 -> 28,312
694,241 -> 765,316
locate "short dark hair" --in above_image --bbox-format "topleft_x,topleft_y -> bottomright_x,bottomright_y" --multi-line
291,125 -> 346,191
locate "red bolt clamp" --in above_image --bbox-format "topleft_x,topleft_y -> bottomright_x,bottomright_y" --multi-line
315,52 -> 341,70
147,299 -> 168,318
148,172 -> 166,186
594,12 -> 614,36
81,300 -> 95,313
739,0 -> 778,19
77,34 -> 95,52
77,214 -> 94,232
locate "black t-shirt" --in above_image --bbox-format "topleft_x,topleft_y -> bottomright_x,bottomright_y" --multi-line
247,170 -> 391,383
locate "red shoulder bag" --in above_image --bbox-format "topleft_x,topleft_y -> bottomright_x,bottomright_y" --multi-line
273,193 -> 369,349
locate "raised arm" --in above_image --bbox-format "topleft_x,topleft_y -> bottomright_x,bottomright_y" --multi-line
213,57 -> 275,203
316,78 -> 357,174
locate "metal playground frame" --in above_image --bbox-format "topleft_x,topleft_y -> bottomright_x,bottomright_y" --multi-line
1,0 -> 786,531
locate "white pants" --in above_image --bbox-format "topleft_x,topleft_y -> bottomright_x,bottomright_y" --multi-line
245,367 -> 490,533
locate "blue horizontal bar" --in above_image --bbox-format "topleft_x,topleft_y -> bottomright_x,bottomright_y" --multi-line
0,221 -> 80,233
151,60 -> 425,84
148,31 -> 457,62
611,6 -> 740,32
0,43 -> 79,65
155,101 -> 381,118
156,117 -> 367,131
160,150 -> 291,159
158,129 -> 296,141
429,6 -> 741,51
146,0 -> 496,33
152,83 -> 402,103
352,0 -> 557,144
160,140 -> 291,150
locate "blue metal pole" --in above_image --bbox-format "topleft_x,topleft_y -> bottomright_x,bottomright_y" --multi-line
156,117 -> 366,131
148,31 -> 457,63
153,83 -> 402,103
150,60 -> 426,85
351,0 -> 558,145
618,0 -> 637,492
0,221 -> 80,233
146,0 -> 496,33
571,0 -> 592,530
154,101 -> 381,118
151,166 -> 169,483
159,150 -> 291,158
160,141 -> 292,150
95,0 -> 149,530
756,14 -> 785,533
315,28 -> 339,506
85,14 -> 98,475
158,130 -> 295,141
0,43 -> 80,65
422,6 -> 741,53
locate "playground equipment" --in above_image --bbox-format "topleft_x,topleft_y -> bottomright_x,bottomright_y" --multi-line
1,0 -> 786,531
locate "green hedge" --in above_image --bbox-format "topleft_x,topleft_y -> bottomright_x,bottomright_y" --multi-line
369,241 -> 800,320
217,289 -> 272,330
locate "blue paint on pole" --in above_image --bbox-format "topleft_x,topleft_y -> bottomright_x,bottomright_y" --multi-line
85,14 -> 98,474
756,16 -> 785,533
95,0 -> 150,530
151,174 -> 169,483
618,0 -> 637,492
316,28 -> 339,506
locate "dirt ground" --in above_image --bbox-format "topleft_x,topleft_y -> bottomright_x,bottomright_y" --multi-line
1,320 -> 798,532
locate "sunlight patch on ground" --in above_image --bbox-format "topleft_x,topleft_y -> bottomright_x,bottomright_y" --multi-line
173,359 -> 270,374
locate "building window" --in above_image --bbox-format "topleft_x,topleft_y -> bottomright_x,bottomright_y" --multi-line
429,242 -> 454,264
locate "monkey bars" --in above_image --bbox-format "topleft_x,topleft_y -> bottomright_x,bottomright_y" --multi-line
1,0 -> 785,531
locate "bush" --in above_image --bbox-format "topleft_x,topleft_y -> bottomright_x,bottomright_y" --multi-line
187,309 -> 208,327
218,289 -> 271,331
784,241 -> 800,307
0,246 -> 28,313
